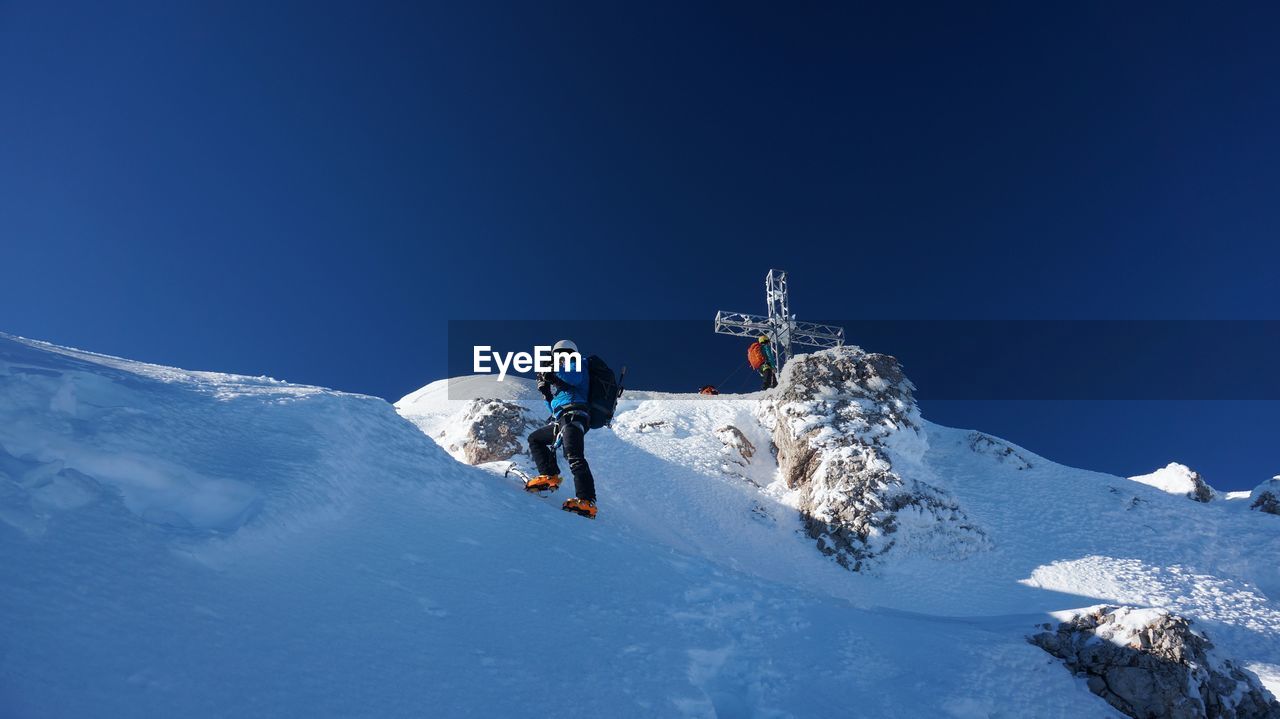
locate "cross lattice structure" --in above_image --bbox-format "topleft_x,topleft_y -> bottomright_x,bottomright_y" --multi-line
714,269 -> 845,369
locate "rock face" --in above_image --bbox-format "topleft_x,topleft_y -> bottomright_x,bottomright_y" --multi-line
447,399 -> 540,465
1251,477 -> 1280,516
1130,463 -> 1217,503
1031,606 -> 1280,719
758,347 -> 987,572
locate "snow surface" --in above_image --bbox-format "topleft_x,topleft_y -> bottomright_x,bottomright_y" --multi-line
2,334 -> 1278,717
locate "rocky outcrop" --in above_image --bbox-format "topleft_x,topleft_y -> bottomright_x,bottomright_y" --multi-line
447,399 -> 540,465
1131,463 -> 1216,503
1251,477 -> 1280,516
1187,471 -> 1216,503
715,424 -> 763,487
758,347 -> 987,572
1031,606 -> 1280,719
716,424 -> 755,463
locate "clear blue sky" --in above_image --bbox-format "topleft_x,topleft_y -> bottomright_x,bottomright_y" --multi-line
2,2 -> 1276,489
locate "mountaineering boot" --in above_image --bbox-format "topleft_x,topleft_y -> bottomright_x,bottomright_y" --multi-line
524,474 -> 562,493
562,497 -> 597,519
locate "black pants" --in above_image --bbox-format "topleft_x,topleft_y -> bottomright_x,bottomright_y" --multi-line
529,414 -> 595,502
760,366 -> 777,389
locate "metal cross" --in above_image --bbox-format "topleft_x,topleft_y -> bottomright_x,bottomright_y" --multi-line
714,269 -> 845,368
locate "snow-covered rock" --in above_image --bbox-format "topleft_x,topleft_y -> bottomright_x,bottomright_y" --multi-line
450,399 -> 540,465
714,424 -> 758,481
1031,605 -> 1280,719
1251,477 -> 1280,516
715,424 -> 756,461
1130,462 -> 1217,503
394,375 -> 545,465
758,346 -> 988,572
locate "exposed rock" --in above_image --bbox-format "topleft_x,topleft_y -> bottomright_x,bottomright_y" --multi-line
967,431 -> 1033,470
716,424 -> 756,462
447,399 -> 539,465
1130,463 -> 1217,503
715,424 -> 762,487
1031,605 -> 1280,719
758,347 -> 987,572
1251,477 -> 1280,516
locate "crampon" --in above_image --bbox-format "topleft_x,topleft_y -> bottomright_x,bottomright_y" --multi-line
524,474 -> 562,493
562,497 -> 597,519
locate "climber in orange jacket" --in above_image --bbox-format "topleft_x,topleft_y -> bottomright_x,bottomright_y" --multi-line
747,336 -> 778,390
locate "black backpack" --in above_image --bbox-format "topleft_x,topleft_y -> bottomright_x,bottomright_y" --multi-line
585,355 -> 624,429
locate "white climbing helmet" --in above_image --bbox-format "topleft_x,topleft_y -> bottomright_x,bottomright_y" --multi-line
552,339 -> 578,353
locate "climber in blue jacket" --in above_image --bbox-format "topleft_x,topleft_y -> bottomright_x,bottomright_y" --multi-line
525,339 -> 597,518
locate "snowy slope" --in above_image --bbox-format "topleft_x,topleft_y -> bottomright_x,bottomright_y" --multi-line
2,333 -> 1278,718
396,362 -> 1280,704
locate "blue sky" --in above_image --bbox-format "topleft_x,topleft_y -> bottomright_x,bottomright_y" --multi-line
2,2 -> 1277,489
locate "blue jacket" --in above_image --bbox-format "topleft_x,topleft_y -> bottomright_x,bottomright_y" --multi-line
547,365 -> 590,418
762,343 -> 777,369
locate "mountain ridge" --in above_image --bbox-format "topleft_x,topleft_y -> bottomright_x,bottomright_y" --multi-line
2,332 -> 1277,718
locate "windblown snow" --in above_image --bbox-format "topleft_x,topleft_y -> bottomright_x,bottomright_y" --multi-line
2,333 -> 1278,718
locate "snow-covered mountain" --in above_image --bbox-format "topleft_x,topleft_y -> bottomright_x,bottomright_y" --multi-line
3,333 -> 1278,718
1129,462 -> 1217,503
